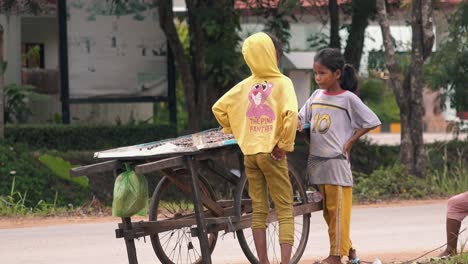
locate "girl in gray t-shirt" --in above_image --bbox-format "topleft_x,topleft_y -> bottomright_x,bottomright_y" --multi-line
298,48 -> 381,264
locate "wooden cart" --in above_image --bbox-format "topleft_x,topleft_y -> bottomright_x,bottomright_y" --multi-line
70,129 -> 321,264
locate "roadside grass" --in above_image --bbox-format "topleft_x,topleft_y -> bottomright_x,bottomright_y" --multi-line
0,177 -> 106,217
426,144 -> 468,195
353,144 -> 467,203
430,253 -> 468,264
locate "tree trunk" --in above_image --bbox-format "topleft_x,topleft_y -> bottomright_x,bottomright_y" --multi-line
0,24 -> 4,138
186,0 -> 209,130
344,0 -> 376,71
158,0 -> 200,132
376,0 -> 434,178
328,0 -> 340,49
409,0 -> 434,177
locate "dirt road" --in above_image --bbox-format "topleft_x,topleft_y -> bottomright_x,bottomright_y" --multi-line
1,199 -> 467,264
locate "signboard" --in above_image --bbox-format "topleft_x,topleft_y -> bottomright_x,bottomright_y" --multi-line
67,0 -> 167,99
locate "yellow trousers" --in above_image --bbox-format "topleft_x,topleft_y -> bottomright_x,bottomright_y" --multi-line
244,153 -> 294,245
320,184 -> 353,256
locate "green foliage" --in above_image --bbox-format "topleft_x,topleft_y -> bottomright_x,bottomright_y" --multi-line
0,176 -> 75,217
368,49 -> 411,73
359,77 -> 400,123
0,139 -> 86,208
350,138 -> 400,174
174,18 -> 190,57
0,0 -> 46,15
4,83 -> 48,123
352,140 -> 468,202
82,0 -> 156,18
0,177 -> 30,216
5,124 -> 176,151
307,31 -> 329,50
175,79 -> 189,133
241,0 -> 301,51
22,45 -> 41,67
353,164 -> 430,201
38,154 -> 89,188
425,2 -> 468,112
426,141 -> 468,194
199,1 -> 244,88
430,253 -> 468,264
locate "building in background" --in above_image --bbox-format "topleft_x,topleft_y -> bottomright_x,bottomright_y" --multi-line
1,0 -> 464,131
1,0 -> 175,125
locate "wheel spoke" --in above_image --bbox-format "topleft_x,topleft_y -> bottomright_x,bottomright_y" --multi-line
150,175 -> 218,264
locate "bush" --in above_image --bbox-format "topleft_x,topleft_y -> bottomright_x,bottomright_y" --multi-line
353,164 -> 431,202
350,138 -> 400,175
0,139 -> 87,208
5,124 -> 177,151
426,140 -> 468,194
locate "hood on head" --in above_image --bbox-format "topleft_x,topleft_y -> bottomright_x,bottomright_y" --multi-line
242,32 -> 282,78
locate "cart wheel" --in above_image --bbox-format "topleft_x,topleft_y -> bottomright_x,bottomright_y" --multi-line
149,172 -> 218,264
234,164 -> 310,264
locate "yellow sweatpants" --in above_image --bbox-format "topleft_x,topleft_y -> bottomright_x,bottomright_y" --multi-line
244,153 -> 294,245
320,184 -> 353,257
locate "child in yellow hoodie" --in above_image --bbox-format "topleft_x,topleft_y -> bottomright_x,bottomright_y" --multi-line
212,32 -> 298,264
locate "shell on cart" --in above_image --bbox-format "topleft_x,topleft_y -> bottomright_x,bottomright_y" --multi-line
94,128 -> 236,159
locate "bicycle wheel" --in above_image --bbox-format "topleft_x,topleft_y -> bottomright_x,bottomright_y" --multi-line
234,164 -> 310,264
149,171 -> 218,264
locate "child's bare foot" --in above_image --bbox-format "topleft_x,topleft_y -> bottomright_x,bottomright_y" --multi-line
438,249 -> 456,257
321,255 -> 342,264
347,248 -> 360,264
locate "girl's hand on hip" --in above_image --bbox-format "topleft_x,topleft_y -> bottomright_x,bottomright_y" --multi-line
343,139 -> 355,158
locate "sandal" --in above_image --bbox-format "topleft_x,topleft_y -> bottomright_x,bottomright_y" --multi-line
347,248 -> 360,264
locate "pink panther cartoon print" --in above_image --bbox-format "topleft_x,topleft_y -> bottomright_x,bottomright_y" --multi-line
246,81 -> 276,120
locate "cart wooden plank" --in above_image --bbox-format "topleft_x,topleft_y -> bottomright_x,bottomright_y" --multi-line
70,160 -> 120,177
134,156 -> 185,174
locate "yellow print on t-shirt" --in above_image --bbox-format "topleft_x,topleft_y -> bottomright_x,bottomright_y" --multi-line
312,113 -> 331,134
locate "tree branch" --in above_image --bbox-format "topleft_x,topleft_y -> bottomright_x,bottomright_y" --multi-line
375,0 -> 403,103
344,0 -> 375,71
186,0 -> 206,107
421,0 -> 434,60
158,0 -> 196,114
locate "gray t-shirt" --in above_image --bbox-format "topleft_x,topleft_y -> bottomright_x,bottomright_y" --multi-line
298,89 -> 381,186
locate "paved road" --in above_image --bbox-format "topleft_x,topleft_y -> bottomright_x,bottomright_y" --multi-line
1,202 -> 467,264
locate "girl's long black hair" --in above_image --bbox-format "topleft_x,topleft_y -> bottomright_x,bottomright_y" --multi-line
314,48 -> 359,94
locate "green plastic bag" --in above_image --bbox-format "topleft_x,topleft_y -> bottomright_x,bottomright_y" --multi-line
112,163 -> 148,217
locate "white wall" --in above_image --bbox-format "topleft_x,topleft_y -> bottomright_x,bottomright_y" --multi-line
2,15 -> 154,125
71,103 -> 154,125
288,70 -> 312,108
0,15 -> 22,85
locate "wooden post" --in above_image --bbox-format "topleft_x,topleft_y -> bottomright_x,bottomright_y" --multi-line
0,24 -> 4,138
187,156 -> 212,264
122,217 -> 138,264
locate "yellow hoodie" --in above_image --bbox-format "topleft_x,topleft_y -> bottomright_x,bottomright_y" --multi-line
212,32 -> 298,155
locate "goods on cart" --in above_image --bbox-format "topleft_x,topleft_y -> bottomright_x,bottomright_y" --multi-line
94,128 -> 235,159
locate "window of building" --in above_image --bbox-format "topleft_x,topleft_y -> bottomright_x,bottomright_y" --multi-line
21,43 -> 45,68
